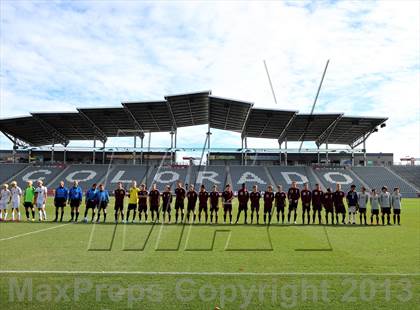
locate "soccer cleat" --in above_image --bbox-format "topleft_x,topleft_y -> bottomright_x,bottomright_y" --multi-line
294,221 -> 297,224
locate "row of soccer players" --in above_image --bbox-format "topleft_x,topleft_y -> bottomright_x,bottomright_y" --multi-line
0,180 -> 402,225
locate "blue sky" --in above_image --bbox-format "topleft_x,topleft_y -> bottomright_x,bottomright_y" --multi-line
0,1 -> 419,161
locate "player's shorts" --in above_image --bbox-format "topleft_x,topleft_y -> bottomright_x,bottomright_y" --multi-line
263,205 -> 273,213
150,204 -> 159,212
371,209 -> 379,215
198,204 -> 207,212
187,204 -> 196,212
324,206 -> 334,213
0,202 -> 7,210
334,204 -> 346,214
55,197 -> 66,208
393,208 -> 401,215
114,203 -> 124,211
86,200 -> 96,209
138,203 -> 147,212
223,203 -> 232,212
289,202 -> 298,211
127,203 -> 137,211
302,203 -> 311,212
348,205 -> 357,213
312,204 -> 322,212
70,199 -> 81,208
358,208 -> 367,214
210,204 -> 218,212
24,201 -> 34,209
11,200 -> 20,209
381,207 -> 391,215
251,204 -> 260,212
162,203 -> 171,213
175,200 -> 184,210
98,202 -> 108,210
36,201 -> 44,209
276,205 -> 285,213
238,203 -> 248,211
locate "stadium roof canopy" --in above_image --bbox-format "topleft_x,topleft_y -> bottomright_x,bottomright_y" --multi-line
0,91 -> 388,147
316,116 -> 388,147
209,96 -> 253,132
244,108 -> 298,140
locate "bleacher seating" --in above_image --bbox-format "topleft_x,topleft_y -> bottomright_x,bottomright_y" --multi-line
229,166 -> 272,190
267,166 -> 318,189
0,164 -> 28,183
390,166 -> 420,190
190,166 -> 226,190
0,163 -> 419,197
11,164 -> 68,189
352,166 -> 418,197
103,165 -> 148,189
49,164 -> 111,190
146,166 -> 189,191
312,167 -> 363,192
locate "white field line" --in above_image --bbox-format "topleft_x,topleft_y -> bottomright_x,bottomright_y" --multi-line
0,270 -> 419,276
0,223 -> 70,241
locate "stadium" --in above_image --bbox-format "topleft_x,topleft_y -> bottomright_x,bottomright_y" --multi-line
1,2 -> 419,310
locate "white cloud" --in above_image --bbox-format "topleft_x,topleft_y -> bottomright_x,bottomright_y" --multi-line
0,1 -> 419,162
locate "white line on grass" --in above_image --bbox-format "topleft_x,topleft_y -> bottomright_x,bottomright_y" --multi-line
0,270 -> 419,276
0,223 -> 70,242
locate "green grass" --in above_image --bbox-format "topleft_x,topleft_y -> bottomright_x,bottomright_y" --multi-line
1,198 -> 419,309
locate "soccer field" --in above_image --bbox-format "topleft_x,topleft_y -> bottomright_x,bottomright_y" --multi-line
1,198 -> 419,309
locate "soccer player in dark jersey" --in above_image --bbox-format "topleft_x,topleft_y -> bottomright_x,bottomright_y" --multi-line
53,181 -> 68,222
186,184 -> 198,223
263,185 -> 275,224
333,183 -> 346,224
209,185 -> 220,224
235,183 -> 249,224
275,185 -> 286,224
68,180 -> 83,222
149,183 -> 160,222
83,183 -> 97,223
322,188 -> 334,224
162,185 -> 172,223
198,185 -> 209,223
249,185 -> 261,224
311,183 -> 323,224
174,181 -> 186,223
222,184 -> 234,224
138,184 -> 148,223
114,182 -> 126,223
287,181 -> 300,224
300,183 -> 311,225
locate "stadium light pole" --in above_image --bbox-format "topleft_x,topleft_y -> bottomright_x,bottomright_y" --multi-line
325,140 -> 329,164
278,140 -> 282,166
244,136 -> 248,166
12,138 -> 16,163
140,133 -> 144,165
170,130 -> 174,165
317,146 -> 320,164
363,135 -> 367,167
284,137 -> 288,166
133,135 -> 137,165
92,139 -> 96,165
102,141 -> 106,164
51,142 -> 54,164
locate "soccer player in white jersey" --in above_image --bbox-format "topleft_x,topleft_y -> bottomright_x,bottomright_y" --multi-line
391,187 -> 402,225
9,181 -> 22,221
369,189 -> 380,225
357,186 -> 369,225
379,186 -> 391,225
34,180 -> 48,221
0,184 -> 11,221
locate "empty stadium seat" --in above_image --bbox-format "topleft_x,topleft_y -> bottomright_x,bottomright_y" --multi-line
190,166 -> 227,190
312,167 -> 364,192
390,166 -> 420,190
0,164 -> 28,183
352,166 -> 418,197
267,166 -> 318,190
